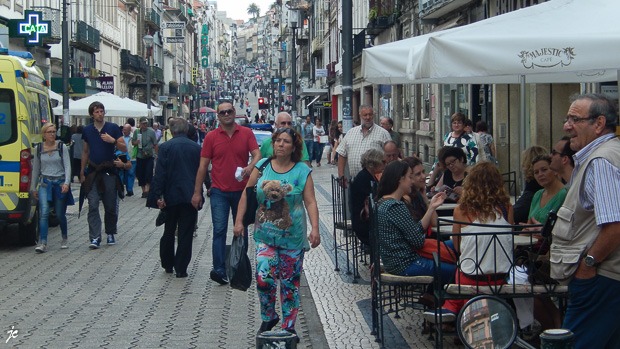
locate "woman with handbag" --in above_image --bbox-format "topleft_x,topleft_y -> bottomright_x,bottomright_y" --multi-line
233,127 -> 320,340
32,123 -> 73,252
375,161 -> 454,281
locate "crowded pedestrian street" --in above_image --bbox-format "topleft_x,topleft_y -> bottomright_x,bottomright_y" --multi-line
0,160 -> 458,348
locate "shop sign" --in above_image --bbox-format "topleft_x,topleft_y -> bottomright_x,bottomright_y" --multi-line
8,11 -> 51,46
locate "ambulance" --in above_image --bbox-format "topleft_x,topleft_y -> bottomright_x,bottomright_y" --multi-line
0,48 -> 52,245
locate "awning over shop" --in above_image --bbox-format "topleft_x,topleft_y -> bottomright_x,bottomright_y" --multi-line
300,88 -> 328,96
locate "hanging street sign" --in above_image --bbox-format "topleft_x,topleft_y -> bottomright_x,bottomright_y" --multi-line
165,37 -> 186,43
165,22 -> 185,29
8,10 -> 51,46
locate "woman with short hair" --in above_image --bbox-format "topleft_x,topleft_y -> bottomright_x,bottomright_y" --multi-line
350,148 -> 385,246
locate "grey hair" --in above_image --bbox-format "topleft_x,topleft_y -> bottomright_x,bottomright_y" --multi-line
359,104 -> 373,113
170,118 -> 189,135
570,93 -> 618,131
275,112 -> 292,124
383,140 -> 397,149
360,148 -> 385,170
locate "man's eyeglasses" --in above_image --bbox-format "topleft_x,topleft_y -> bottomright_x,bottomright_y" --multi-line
279,121 -> 292,126
563,116 -> 595,125
218,109 -> 234,115
550,149 -> 564,157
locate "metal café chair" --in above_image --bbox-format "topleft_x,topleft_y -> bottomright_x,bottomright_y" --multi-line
331,175 -> 359,280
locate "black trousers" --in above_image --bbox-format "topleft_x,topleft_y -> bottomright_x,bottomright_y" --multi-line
160,203 -> 198,274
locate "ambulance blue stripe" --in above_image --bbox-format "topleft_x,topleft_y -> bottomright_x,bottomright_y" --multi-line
0,161 -> 20,172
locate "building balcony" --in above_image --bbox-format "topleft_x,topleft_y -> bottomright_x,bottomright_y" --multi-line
180,84 -> 190,95
296,28 -> 310,45
30,6 -> 61,45
145,8 -> 161,31
311,37 -> 324,57
120,49 -> 147,75
419,0 -> 475,20
178,4 -> 188,21
125,0 -> 139,8
151,66 -> 164,83
353,29 -> 370,58
71,20 -> 100,53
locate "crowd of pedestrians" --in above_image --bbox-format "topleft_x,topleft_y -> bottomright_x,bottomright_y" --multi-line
29,91 -> 620,347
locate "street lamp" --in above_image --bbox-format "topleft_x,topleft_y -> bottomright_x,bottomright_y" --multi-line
289,9 -> 300,118
177,62 -> 184,117
278,48 -> 285,111
143,34 -> 154,115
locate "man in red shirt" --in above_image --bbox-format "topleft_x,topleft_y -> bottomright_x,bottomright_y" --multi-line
192,100 -> 261,285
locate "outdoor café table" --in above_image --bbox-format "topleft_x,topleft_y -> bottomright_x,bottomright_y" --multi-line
436,203 -> 458,217
513,235 -> 535,247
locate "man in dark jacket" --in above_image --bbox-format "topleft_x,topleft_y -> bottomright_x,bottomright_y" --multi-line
147,118 -> 202,278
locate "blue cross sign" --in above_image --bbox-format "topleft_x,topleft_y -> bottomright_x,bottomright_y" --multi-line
9,11 -> 52,47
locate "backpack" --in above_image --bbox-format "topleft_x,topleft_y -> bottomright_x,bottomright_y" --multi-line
37,142 -> 64,162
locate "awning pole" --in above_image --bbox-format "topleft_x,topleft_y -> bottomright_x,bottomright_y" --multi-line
519,75 -> 527,189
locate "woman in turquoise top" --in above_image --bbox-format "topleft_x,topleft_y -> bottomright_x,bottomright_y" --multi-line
524,154 -> 565,331
234,127 -> 320,340
527,155 -> 567,225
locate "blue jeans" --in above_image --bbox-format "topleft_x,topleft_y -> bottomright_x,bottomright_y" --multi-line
401,256 -> 456,284
38,179 -> 68,245
119,160 -> 136,192
210,188 -> 248,277
313,142 -> 325,164
304,140 -> 314,163
563,274 -> 620,349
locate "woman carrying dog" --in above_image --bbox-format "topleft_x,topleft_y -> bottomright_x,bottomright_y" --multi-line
234,127 -> 320,340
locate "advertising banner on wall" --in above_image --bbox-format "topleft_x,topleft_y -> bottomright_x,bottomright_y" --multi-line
99,76 -> 114,94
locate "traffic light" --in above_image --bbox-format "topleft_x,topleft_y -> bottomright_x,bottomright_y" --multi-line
258,97 -> 267,109
280,106 -> 284,111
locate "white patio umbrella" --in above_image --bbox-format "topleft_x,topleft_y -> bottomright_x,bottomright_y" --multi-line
52,92 -> 161,118
406,0 -> 620,84
402,0 -> 620,155
361,35 -> 433,85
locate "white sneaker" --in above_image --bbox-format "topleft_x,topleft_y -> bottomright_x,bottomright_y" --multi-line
61,239 -> 68,249
35,244 -> 47,253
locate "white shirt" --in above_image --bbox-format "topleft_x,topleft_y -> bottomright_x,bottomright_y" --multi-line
336,124 -> 391,177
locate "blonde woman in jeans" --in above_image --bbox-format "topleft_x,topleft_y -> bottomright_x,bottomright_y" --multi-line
32,123 -> 72,252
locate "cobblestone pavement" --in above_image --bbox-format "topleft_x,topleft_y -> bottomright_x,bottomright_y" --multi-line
0,160 -> 459,348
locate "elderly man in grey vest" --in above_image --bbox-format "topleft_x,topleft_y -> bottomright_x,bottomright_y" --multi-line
550,93 -> 620,349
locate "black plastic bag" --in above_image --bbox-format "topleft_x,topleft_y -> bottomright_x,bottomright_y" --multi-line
226,235 -> 252,291
155,209 -> 168,227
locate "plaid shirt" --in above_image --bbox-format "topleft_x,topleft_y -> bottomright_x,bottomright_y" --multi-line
336,124 -> 391,176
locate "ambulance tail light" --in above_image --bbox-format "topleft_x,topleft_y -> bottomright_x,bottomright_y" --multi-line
19,149 -> 32,192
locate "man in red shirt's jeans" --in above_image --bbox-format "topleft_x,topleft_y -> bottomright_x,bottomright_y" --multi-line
192,100 -> 261,284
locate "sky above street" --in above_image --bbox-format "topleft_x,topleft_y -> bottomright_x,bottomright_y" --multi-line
217,0 -> 275,22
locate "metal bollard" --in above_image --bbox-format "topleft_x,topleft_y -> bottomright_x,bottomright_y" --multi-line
256,330 -> 298,349
540,329 -> 574,349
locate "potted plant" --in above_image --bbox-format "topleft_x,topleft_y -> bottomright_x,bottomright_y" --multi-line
169,80 -> 179,95
368,7 -> 378,27
377,13 -> 389,27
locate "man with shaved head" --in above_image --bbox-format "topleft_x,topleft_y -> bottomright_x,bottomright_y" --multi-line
259,112 -> 310,165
